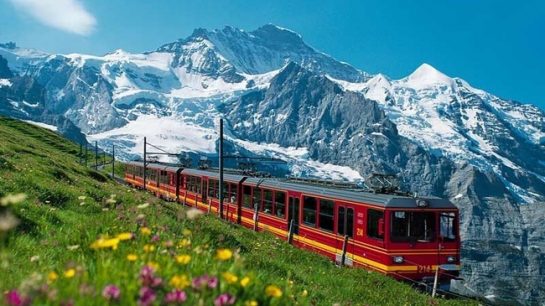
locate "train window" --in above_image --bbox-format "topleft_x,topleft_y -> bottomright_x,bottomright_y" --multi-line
243,185 -> 252,208
337,207 -> 354,237
390,211 -> 435,242
440,212 -> 457,242
275,191 -> 286,218
195,177 -> 202,194
227,183 -> 237,203
319,199 -> 334,232
253,188 -> 262,210
208,179 -> 218,198
303,196 -> 317,227
263,189 -> 273,214
367,209 -> 384,240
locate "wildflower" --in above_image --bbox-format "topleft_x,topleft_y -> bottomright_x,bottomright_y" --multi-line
80,202 -> 85,206
0,211 -> 19,232
163,240 -> 174,248
0,193 -> 27,206
215,249 -> 233,261
143,244 -> 155,253
240,276 -> 251,287
169,275 -> 190,289
147,261 -> 160,271
138,287 -> 156,306
265,285 -> 283,298
90,238 -> 120,250
67,245 -> 80,251
4,290 -> 30,306
102,284 -> 121,301
127,254 -> 138,261
164,289 -> 187,304
140,265 -> 162,287
175,254 -> 191,265
30,255 -> 40,262
140,227 -> 152,236
178,239 -> 191,248
137,203 -> 150,209
222,272 -> 238,284
48,271 -> 59,283
214,293 -> 236,306
78,196 -> 86,201
182,229 -> 192,236
64,268 -> 76,279
244,301 -> 258,306
151,235 -> 160,242
117,232 -> 134,241
301,289 -> 308,297
192,275 -> 218,290
185,208 -> 203,220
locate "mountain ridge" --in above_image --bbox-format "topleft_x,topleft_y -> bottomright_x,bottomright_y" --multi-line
1,25 -> 545,304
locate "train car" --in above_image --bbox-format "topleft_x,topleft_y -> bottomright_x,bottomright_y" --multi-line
124,162 -> 460,290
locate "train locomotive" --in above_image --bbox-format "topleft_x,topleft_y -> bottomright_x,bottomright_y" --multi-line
124,161 -> 461,291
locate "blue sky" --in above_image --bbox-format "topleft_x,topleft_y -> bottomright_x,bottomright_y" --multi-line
1,0 -> 544,108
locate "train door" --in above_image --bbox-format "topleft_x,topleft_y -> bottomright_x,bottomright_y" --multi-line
288,194 -> 300,235
336,204 -> 356,266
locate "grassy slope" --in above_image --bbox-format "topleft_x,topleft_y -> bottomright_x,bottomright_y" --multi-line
0,117 -> 472,305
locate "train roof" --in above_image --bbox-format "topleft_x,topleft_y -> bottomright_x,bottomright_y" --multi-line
130,162 -> 456,210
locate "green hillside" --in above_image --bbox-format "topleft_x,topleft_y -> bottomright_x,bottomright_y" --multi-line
0,117 -> 472,305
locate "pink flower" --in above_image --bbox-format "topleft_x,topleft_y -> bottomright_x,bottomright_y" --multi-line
191,275 -> 218,290
138,287 -> 156,306
102,284 -> 121,301
214,293 -> 236,306
151,235 -> 160,242
164,290 -> 187,304
139,265 -> 162,287
4,290 -> 30,306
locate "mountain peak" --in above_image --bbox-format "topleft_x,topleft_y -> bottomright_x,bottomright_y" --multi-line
404,63 -> 453,89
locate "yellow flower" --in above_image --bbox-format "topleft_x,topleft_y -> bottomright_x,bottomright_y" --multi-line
240,276 -> 251,287
265,285 -> 283,298
169,275 -> 190,289
222,272 -> 238,284
147,261 -> 160,271
64,268 -> 76,279
127,254 -> 138,261
182,229 -> 192,236
301,289 -> 308,297
175,254 -> 191,264
215,248 -> 233,261
178,239 -> 191,248
90,237 -> 120,250
47,271 -> 58,283
143,244 -> 155,252
116,232 -> 133,241
140,227 -> 152,236
245,301 -> 258,306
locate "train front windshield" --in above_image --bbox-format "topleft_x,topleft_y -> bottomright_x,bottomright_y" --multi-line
390,211 -> 458,243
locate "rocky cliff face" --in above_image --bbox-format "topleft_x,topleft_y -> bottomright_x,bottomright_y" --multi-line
1,25 -> 544,304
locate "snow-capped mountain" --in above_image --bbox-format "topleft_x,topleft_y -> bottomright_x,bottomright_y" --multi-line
1,25 -> 545,304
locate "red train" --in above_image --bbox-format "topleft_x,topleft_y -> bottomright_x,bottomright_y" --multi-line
124,161 -> 461,291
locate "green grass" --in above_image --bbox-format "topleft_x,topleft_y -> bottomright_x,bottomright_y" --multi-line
0,116 -> 474,305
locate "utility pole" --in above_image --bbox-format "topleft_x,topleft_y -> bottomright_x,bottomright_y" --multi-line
112,144 -> 115,179
143,137 -> 147,190
95,141 -> 98,171
219,119 -> 224,219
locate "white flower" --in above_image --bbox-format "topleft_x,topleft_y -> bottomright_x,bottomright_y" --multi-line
67,245 -> 80,251
30,255 -> 40,262
186,208 -> 204,220
137,203 -> 150,209
1,193 -> 27,206
0,211 -> 19,232
78,196 -> 86,201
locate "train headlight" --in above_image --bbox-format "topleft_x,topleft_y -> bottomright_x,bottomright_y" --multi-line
392,256 -> 404,264
447,256 -> 456,263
